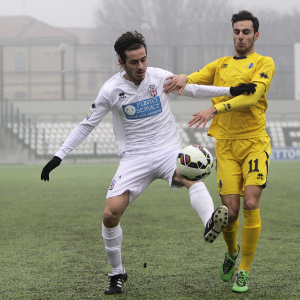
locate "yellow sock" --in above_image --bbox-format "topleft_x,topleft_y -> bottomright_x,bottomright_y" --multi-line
222,219 -> 239,255
239,209 -> 261,273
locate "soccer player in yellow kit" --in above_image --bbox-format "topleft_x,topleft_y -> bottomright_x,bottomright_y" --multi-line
164,10 -> 275,293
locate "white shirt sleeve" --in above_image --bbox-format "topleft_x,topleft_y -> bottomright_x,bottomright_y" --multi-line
55,84 -> 111,160
180,84 -> 231,98
55,123 -> 94,159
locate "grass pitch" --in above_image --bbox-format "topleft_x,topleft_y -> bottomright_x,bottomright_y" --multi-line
0,161 -> 299,299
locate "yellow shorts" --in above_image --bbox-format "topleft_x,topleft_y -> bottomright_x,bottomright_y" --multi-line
215,136 -> 271,197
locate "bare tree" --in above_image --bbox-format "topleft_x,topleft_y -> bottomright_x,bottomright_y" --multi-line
94,1 -> 299,98
94,0 -> 236,72
94,0 -> 233,46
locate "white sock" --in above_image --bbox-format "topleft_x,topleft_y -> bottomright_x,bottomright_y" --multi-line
189,181 -> 214,226
102,223 -> 124,275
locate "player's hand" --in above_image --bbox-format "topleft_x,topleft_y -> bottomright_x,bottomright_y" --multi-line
163,75 -> 188,95
188,106 -> 217,130
41,156 -> 62,181
230,83 -> 257,96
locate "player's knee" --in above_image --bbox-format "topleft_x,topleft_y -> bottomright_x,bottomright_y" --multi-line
227,207 -> 239,222
243,200 -> 259,210
221,197 -> 240,222
103,209 -> 121,228
222,203 -> 240,223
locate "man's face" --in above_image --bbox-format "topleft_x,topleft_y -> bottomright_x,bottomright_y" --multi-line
119,47 -> 147,85
233,20 -> 259,57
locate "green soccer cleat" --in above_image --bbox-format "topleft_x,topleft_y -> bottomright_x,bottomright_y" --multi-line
232,270 -> 249,293
220,244 -> 240,282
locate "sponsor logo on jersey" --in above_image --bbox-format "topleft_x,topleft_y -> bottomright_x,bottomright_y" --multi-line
109,178 -> 116,190
122,96 -> 162,119
247,62 -> 254,69
257,173 -> 264,180
119,92 -> 126,100
218,180 -> 223,189
86,103 -> 96,120
260,72 -> 269,79
109,175 -> 122,190
86,110 -> 92,120
149,84 -> 158,97
221,64 -> 228,68
222,103 -> 231,111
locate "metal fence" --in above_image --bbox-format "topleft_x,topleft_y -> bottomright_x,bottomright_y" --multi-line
0,43 -> 295,102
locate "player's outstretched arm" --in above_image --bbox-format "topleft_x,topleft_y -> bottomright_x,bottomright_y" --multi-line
230,83 -> 256,96
163,75 -> 188,94
41,156 -> 62,181
188,106 -> 217,130
172,82 -> 256,99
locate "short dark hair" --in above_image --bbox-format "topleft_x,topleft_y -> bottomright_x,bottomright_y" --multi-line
114,31 -> 147,63
231,10 -> 259,33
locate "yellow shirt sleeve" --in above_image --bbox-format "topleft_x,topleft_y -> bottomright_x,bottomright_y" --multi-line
187,59 -> 219,85
214,82 -> 266,114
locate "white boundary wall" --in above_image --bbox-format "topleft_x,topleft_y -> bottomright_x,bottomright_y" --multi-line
11,98 -> 300,123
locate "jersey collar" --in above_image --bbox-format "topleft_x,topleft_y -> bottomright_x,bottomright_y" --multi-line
233,55 -> 247,60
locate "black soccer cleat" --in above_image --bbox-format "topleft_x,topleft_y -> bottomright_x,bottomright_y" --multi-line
104,272 -> 128,295
204,205 -> 228,243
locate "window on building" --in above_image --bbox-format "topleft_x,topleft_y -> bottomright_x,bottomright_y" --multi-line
14,52 -> 26,72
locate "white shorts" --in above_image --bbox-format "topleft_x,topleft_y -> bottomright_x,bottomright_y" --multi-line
106,146 -> 182,203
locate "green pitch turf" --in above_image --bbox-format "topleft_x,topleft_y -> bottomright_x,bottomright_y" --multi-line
0,161 -> 299,299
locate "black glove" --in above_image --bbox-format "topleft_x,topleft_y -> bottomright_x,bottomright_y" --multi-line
230,83 -> 257,96
41,156 -> 62,181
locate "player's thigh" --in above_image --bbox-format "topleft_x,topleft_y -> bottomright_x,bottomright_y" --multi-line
215,139 -> 243,195
106,154 -> 155,203
103,190 -> 130,226
105,190 -> 130,216
242,137 -> 271,188
153,146 -> 181,186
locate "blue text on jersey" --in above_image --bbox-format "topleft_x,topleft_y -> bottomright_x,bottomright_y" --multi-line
122,96 -> 162,119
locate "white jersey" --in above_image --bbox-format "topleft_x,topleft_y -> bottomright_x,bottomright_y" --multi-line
55,67 -> 231,159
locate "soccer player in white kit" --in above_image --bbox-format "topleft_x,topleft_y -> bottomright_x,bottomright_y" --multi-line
41,31 -> 256,295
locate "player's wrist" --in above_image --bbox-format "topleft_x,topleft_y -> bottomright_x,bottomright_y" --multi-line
179,74 -> 189,84
211,106 -> 217,115
213,103 -> 227,114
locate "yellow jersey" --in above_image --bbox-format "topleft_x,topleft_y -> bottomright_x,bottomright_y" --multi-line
187,52 -> 275,139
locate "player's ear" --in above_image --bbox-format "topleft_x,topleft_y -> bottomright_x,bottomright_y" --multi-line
119,58 -> 125,68
254,31 -> 259,42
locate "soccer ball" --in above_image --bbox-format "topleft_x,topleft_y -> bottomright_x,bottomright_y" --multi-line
176,145 -> 214,181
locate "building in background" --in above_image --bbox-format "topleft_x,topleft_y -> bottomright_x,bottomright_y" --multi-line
0,16 -> 123,102
0,16 -> 298,102
0,16 -> 299,163
0,16 -> 79,100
